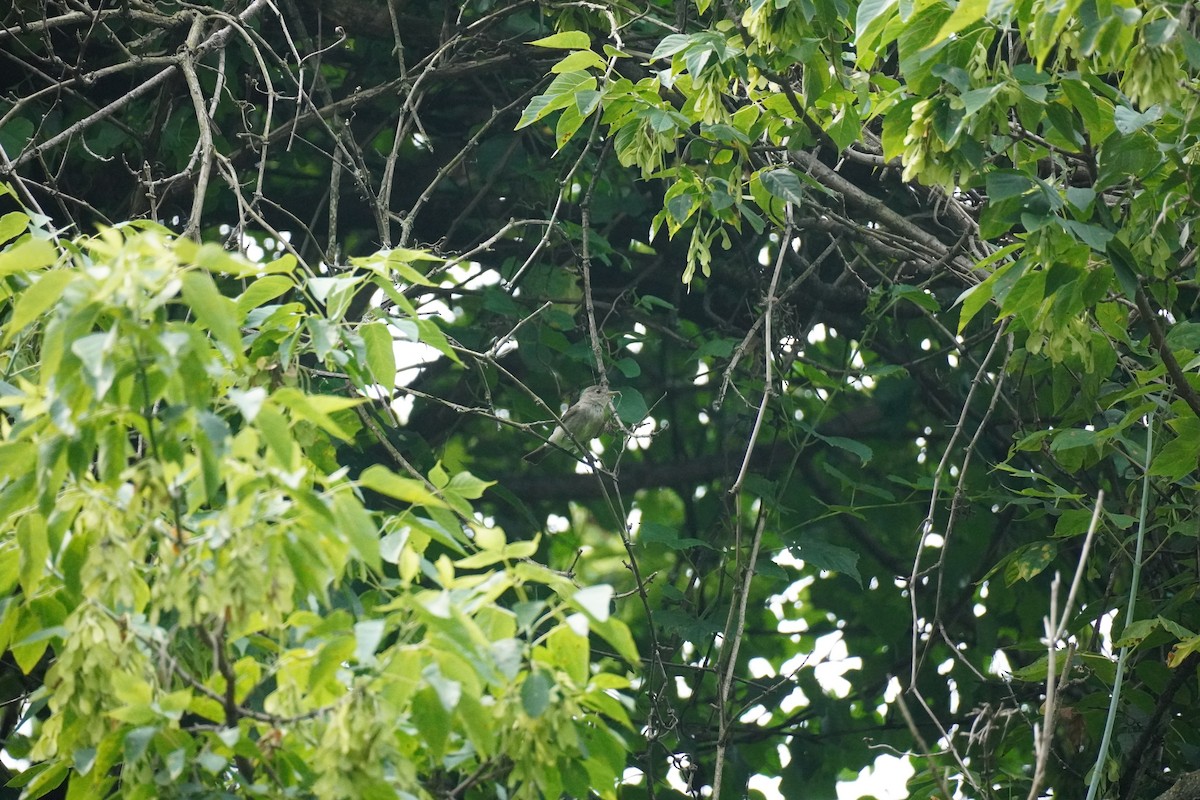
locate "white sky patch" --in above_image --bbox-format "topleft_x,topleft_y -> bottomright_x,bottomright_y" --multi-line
1098,608 -> 1117,656
990,649 -> 1013,677
221,224 -> 292,262
666,756 -> 696,796
812,641 -> 861,698
759,236 -> 776,266
740,704 -> 770,725
628,323 -> 647,355
627,415 -> 658,452
389,389 -> 415,424
836,755 -> 916,800
446,259 -> 500,290
749,657 -> 776,678
779,685 -> 810,713
751,774 -> 783,799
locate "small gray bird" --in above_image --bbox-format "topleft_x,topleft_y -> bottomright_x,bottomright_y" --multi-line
523,384 -> 613,463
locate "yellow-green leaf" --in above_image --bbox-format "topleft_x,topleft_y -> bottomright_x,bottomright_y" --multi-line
0,211 -> 30,245
931,0 -> 989,46
360,465 -> 448,508
0,238 -> 56,277
529,31 -> 591,49
551,49 -> 606,74
182,271 -> 242,351
3,269 -> 74,347
236,275 -> 294,316
361,322 -> 397,394
17,512 -> 47,596
271,389 -> 363,442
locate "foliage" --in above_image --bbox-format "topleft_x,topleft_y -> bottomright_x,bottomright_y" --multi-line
0,207 -> 635,798
5,0 -> 1200,799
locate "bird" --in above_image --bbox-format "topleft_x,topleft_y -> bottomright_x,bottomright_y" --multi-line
523,384 -> 613,463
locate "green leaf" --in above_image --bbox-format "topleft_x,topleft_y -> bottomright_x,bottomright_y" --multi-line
528,31 -> 591,50
960,84 -> 1004,117
446,470 -> 493,500
639,521 -> 713,549
758,168 -> 806,206
178,240 -> 262,278
17,512 -> 47,597
1165,323 -> 1200,351
1149,421 -> 1200,481
123,727 -> 157,762
1168,635 -> 1200,667
1113,104 -> 1161,135
551,49 -> 606,74
613,388 -> 648,427
817,434 -> 873,465
3,269 -> 74,346
181,271 -> 242,352
1004,541 -> 1057,585
855,0 -> 898,50
931,0 -> 989,47
361,322 -> 397,394
521,670 -> 553,717
652,34 -> 693,60
0,211 -> 30,244
0,238 -> 56,277
1096,132 -> 1161,192
695,338 -> 737,359
1049,427 -> 1102,452
1053,507 -> 1098,538
271,389 -> 363,442
1115,616 -> 1196,648
307,275 -> 362,321
19,760 -> 69,800
255,405 -> 296,467
889,284 -> 940,312
360,465 -> 449,508
236,275 -> 293,316
414,319 -> 464,366
791,538 -> 862,586
517,72 -> 597,129
354,619 -> 386,664
986,170 -> 1035,201
333,490 -> 381,571
615,357 -> 641,378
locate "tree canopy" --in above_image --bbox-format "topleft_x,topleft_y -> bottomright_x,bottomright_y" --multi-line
3,0 -> 1200,798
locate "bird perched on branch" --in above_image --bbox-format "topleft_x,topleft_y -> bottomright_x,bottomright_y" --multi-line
524,384 -> 613,463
